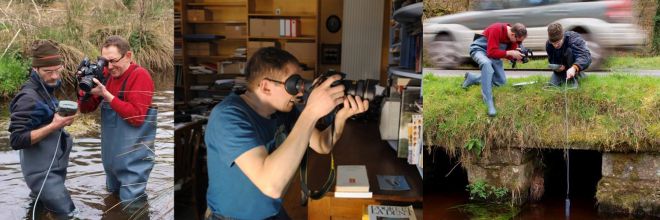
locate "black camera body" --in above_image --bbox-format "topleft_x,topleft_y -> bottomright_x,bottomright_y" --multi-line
294,70 -> 378,130
77,57 -> 108,92
511,45 -> 533,68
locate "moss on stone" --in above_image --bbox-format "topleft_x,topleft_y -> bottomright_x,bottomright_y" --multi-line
596,177 -> 659,216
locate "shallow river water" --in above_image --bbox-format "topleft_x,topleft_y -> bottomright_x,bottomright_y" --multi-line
0,90 -> 174,220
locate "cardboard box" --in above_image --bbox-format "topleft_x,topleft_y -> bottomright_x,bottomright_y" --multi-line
187,42 -> 217,56
219,61 -> 246,74
187,9 -> 212,22
224,25 -> 246,39
284,42 -> 316,65
247,41 -> 276,59
249,18 -> 281,37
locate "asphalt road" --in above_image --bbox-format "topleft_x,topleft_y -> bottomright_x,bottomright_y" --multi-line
424,68 -> 660,78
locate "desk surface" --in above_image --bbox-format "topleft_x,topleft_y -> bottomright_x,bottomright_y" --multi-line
305,120 -> 423,202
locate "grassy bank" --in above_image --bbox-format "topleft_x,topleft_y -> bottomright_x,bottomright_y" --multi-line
423,74 -> 660,154
451,56 -> 660,70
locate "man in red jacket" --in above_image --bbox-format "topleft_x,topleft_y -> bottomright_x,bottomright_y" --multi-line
462,23 -> 527,117
77,35 -> 157,207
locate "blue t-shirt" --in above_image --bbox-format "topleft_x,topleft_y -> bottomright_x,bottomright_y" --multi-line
205,93 -> 298,219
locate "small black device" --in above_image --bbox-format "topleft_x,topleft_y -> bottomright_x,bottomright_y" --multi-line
56,100 -> 78,117
512,45 -> 533,68
77,57 -> 108,92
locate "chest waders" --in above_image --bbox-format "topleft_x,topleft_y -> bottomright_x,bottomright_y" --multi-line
20,89 -> 75,216
100,71 -> 157,203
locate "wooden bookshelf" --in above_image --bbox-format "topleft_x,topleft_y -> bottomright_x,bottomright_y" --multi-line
178,0 -> 321,105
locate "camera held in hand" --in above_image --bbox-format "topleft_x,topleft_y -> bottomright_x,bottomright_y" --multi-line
511,45 -> 533,68
307,69 -> 377,101
77,57 -> 108,92
291,69 -> 378,130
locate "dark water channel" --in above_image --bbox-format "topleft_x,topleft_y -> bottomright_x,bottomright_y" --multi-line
0,91 -> 174,220
424,148 -> 652,220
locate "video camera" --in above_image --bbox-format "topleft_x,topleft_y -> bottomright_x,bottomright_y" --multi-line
76,57 -> 108,92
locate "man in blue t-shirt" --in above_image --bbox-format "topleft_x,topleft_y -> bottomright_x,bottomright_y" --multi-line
205,47 -> 369,219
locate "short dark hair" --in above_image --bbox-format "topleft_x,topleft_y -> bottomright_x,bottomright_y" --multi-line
547,23 -> 564,43
245,47 -> 300,91
102,35 -> 131,55
511,23 -> 527,38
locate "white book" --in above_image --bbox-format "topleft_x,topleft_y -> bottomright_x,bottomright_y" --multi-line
284,19 -> 291,37
336,165 -> 369,192
279,19 -> 285,37
334,191 -> 372,198
291,19 -> 298,37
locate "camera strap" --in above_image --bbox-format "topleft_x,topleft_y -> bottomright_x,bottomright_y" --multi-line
299,150 -> 335,206
299,121 -> 337,206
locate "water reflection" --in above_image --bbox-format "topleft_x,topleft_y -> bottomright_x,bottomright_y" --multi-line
0,90 -> 174,220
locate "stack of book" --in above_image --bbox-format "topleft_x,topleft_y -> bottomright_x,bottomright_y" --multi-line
233,47 -> 246,58
189,65 -> 215,75
335,165 -> 372,198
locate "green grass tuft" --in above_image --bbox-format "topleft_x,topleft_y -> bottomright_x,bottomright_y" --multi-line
0,54 -> 29,98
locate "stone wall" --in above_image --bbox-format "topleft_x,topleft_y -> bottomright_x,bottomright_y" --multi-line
596,153 -> 659,217
463,148 -> 536,204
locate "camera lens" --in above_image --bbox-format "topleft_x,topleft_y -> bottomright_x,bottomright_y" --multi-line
79,76 -> 96,92
342,79 -> 376,101
355,80 -> 365,99
363,79 -> 376,101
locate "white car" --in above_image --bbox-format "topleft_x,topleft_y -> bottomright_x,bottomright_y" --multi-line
423,0 -> 646,69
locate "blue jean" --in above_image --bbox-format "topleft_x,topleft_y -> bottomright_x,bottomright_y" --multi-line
465,36 -> 509,104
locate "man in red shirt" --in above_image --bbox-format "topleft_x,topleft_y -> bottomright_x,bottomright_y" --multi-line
77,35 -> 157,206
462,23 -> 527,117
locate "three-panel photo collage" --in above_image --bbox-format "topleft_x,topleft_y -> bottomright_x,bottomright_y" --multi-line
0,0 -> 657,219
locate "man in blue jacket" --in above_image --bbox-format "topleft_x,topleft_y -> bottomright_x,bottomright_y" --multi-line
8,39 -> 77,218
546,22 -> 592,87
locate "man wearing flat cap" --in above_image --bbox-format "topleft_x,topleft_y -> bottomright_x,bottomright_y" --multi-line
8,39 -> 77,217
